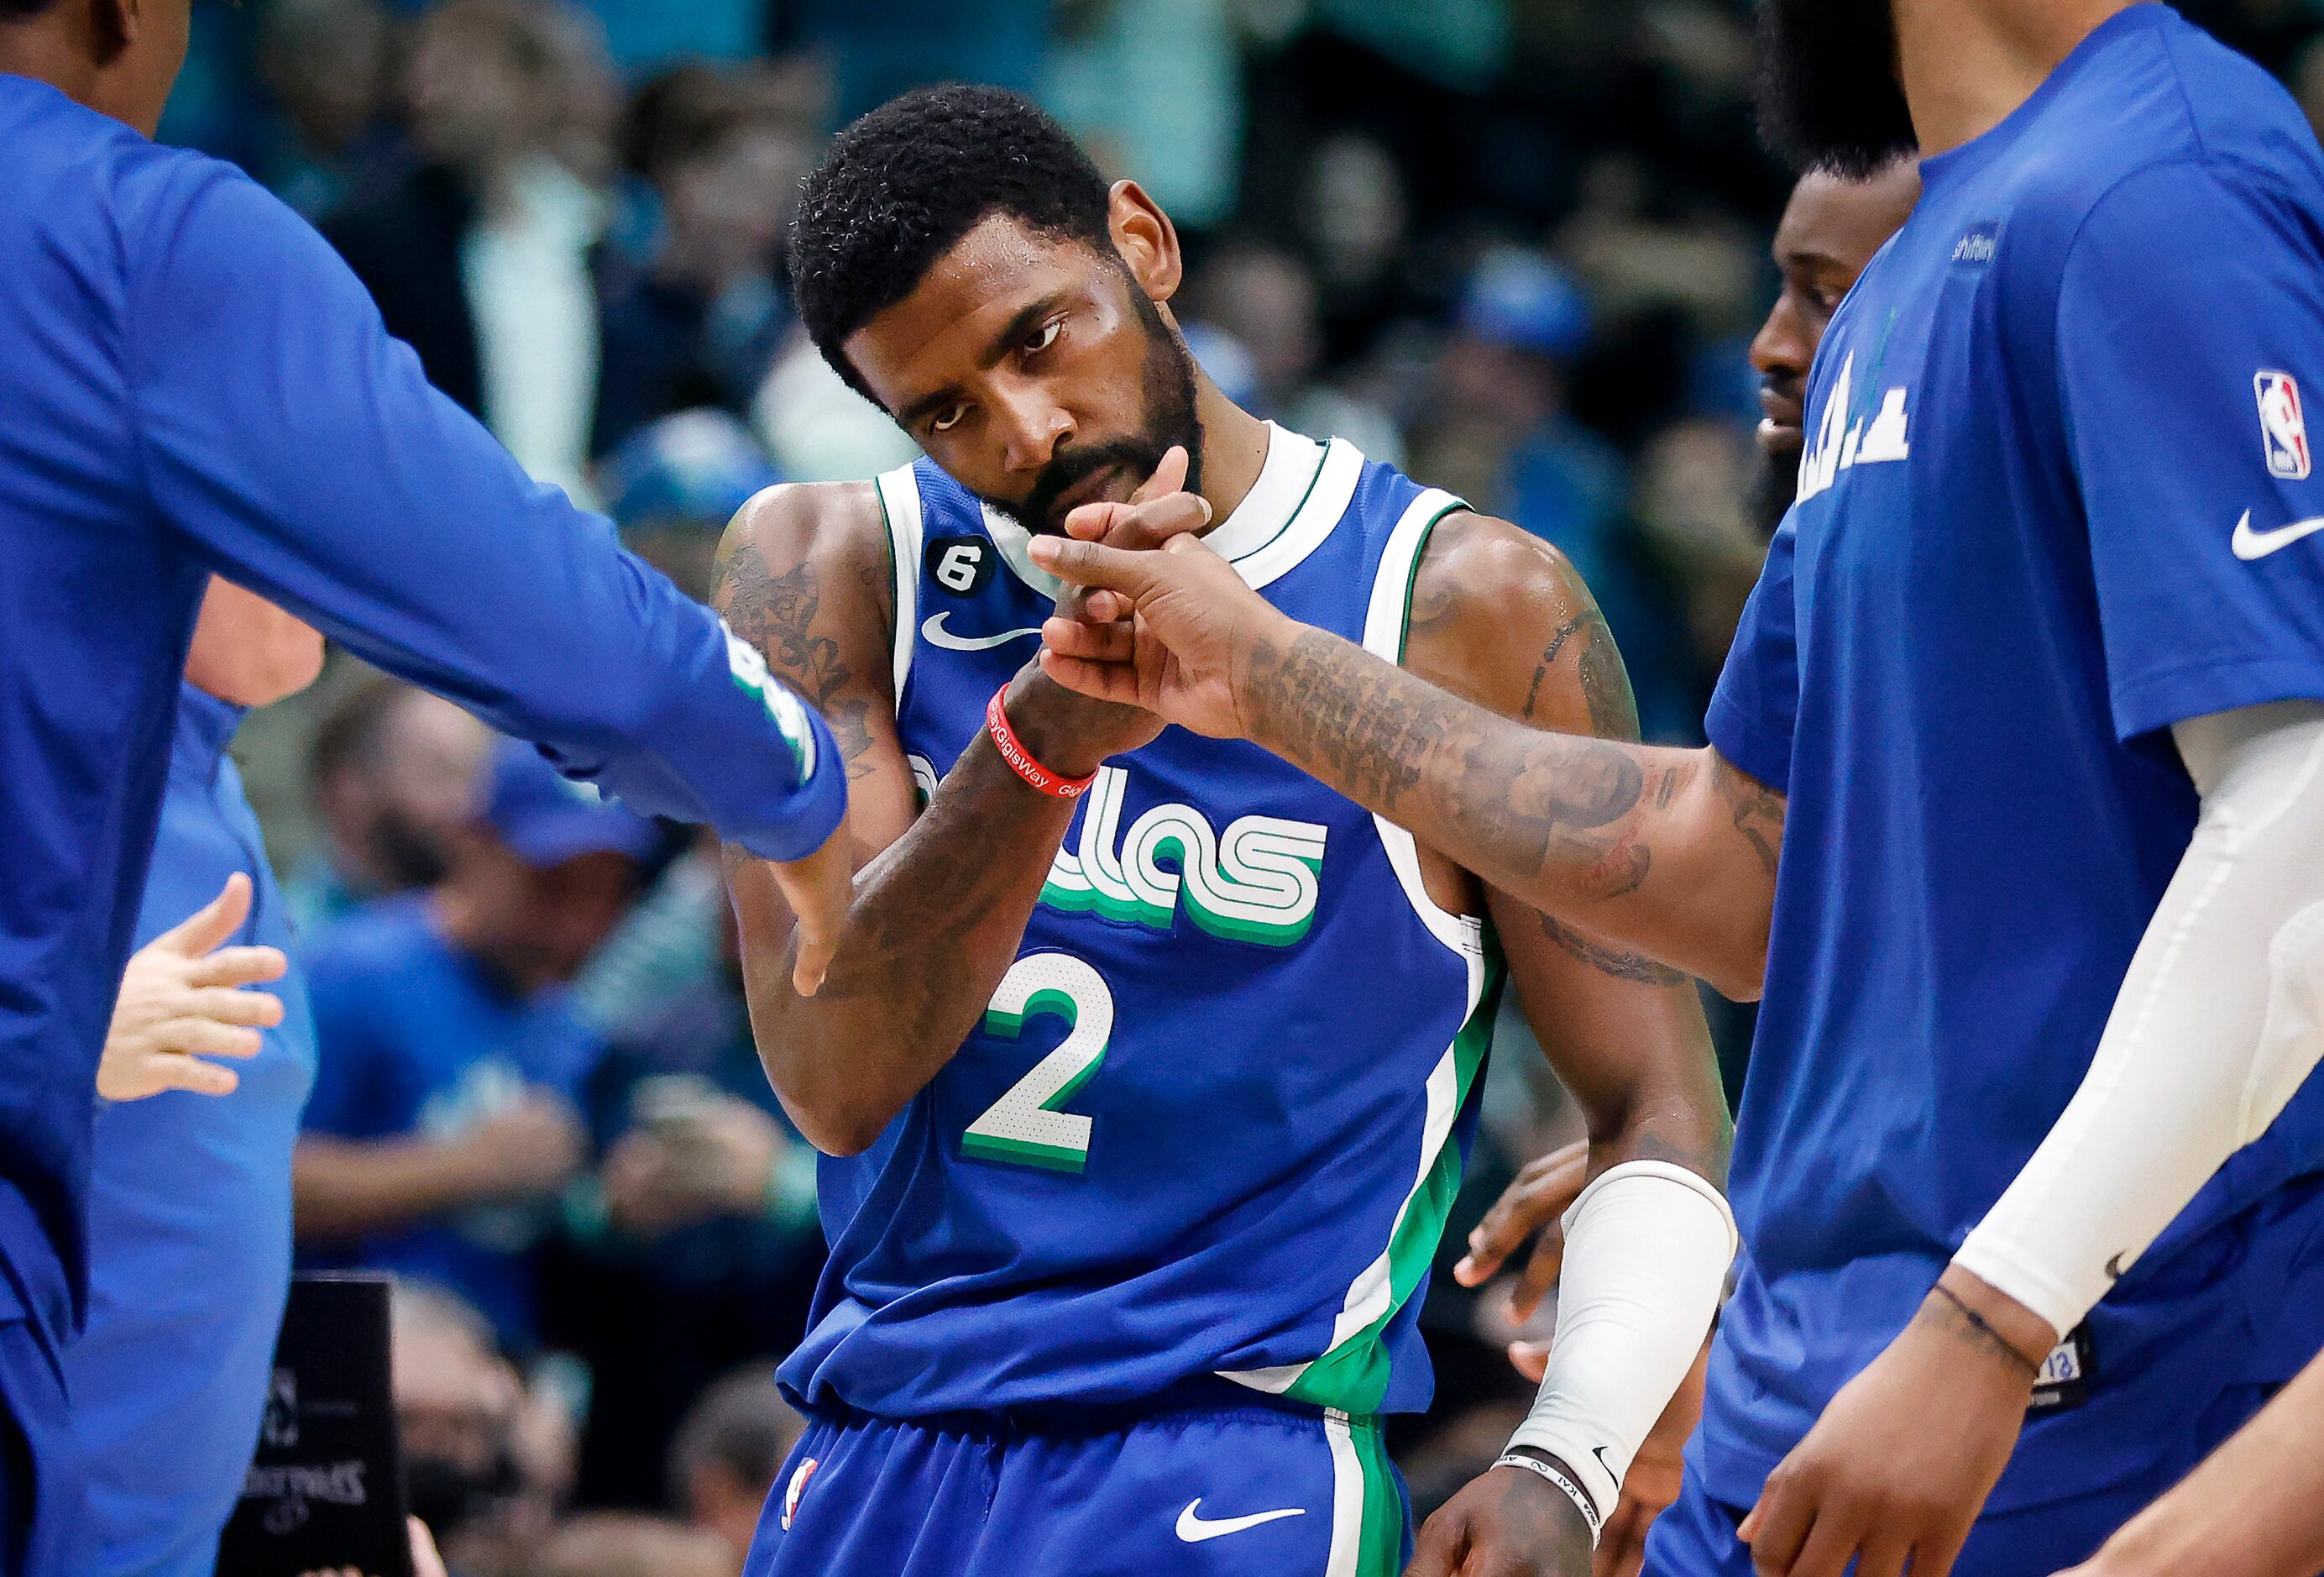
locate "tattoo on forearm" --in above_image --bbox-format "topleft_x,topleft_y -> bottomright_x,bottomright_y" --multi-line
1710,755 -> 1785,879
1246,628 -> 1653,904
1538,914 -> 1689,986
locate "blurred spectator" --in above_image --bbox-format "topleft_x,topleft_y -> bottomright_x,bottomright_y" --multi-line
395,1281 -> 570,1577
1184,239 -> 1405,464
667,1365 -> 803,1559
294,740 -> 659,1351
285,678 -> 491,935
253,0 -> 397,221
1043,0 -> 1243,228
594,67 -> 820,456
553,910 -> 821,1505
599,410 -> 781,603
523,1512 -> 738,1577
1420,246 -> 1699,741
751,329 -> 920,483
322,0 -> 615,501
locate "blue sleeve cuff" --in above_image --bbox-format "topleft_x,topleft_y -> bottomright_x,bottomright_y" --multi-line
2110,653 -> 2324,743
735,700 -> 848,862
1705,690 -> 1793,797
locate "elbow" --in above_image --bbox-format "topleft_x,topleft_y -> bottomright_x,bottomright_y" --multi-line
1701,925 -> 1770,1003
765,1070 -> 889,1156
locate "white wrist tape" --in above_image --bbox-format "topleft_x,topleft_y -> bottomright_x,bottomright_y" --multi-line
1505,1160 -> 1739,1524
1955,703 -> 2324,1333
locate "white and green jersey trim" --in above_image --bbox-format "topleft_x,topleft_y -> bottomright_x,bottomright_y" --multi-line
1326,1409 -> 1406,1577
1220,485 -> 1500,1417
874,461 -> 926,706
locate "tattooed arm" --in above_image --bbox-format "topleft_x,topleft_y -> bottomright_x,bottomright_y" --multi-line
1401,514 -> 1730,1181
1031,529 -> 1785,999
714,485 -> 1160,1154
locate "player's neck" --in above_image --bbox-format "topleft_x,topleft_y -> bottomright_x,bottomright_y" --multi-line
1895,0 -> 2133,158
1191,380 -> 1274,539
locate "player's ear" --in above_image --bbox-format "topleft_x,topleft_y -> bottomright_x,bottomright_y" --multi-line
86,0 -> 137,59
1108,181 -> 1183,306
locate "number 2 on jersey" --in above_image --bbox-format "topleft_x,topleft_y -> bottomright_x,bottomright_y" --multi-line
962,953 -> 1112,1174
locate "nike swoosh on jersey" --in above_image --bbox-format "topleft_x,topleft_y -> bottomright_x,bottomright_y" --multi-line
922,611 -> 1045,651
1175,1501 -> 1306,1543
2231,510 -> 2324,561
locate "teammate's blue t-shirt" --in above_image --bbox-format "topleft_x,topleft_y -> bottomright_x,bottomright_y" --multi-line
65,689 -> 317,1576
1705,4 -> 2324,1512
300,898 -> 605,1350
0,71 -> 839,1360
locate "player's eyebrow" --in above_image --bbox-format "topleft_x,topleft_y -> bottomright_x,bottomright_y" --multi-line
895,296 -> 1071,431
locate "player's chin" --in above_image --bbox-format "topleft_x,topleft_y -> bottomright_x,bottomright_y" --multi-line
1756,418 -> 1805,461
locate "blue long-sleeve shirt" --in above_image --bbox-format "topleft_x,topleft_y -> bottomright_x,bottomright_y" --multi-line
0,73 -> 844,1354
65,689 -> 317,1576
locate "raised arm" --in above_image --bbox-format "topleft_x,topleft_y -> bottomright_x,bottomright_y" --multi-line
1031,531 -> 1784,998
127,164 -> 842,866
711,483 -> 1173,1155
1393,516 -> 1735,1576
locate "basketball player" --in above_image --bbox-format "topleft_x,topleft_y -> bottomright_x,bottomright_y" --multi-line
1457,155 -> 1924,1323
1030,4 -> 2324,1573
714,87 -> 1736,1576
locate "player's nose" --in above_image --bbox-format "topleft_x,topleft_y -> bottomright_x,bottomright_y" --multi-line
1750,293 -> 1810,381
992,380 -> 1072,476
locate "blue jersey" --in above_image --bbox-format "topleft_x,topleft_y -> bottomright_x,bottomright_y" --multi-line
0,75 -> 840,1355
1705,4 -> 2324,1513
301,897 -> 605,1351
783,427 -> 1502,1420
66,688 -> 317,1577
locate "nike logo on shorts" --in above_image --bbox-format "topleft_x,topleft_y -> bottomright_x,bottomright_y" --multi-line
922,612 -> 1044,651
1175,1499 -> 1306,1543
2231,510 -> 2324,561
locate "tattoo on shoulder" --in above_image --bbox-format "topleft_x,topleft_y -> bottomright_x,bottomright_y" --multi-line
713,532 -> 879,778
1538,913 -> 1689,987
1710,755 -> 1785,879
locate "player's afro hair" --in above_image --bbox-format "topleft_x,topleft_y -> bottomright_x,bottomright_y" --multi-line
788,84 -> 1115,402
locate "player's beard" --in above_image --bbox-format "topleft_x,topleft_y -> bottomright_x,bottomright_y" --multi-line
988,287 -> 1205,537
1753,0 -> 1920,177
1752,443 -> 1800,538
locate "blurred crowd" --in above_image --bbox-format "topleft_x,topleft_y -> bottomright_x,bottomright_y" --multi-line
154,0 -> 2324,1569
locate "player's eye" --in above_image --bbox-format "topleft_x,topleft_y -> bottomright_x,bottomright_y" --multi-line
929,402 -> 969,434
1023,318 -> 1063,357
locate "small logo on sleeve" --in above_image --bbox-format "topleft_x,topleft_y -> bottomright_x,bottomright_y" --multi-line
1950,221 -> 2002,268
2257,369 -> 2311,480
779,1458 -> 819,1532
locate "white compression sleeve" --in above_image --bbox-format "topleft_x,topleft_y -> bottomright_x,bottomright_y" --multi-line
1954,701 -> 2324,1335
1505,1160 -> 1739,1531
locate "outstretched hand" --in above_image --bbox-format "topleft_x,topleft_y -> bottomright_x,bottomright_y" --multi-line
1030,523 -> 1291,739
100,873 -> 286,1100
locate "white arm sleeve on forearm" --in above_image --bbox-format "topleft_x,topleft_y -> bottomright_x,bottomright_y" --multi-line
1505,1160 -> 1739,1523
1954,701 -> 2324,1335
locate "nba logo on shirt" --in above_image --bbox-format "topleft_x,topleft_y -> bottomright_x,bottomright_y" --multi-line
780,1458 -> 819,1532
2256,369 -> 2311,480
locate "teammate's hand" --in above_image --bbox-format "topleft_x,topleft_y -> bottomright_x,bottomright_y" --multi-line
763,823 -> 853,996
99,872 -> 286,1100
1740,1272 -> 2044,1577
1454,1138 -> 1590,1321
1031,529 -> 1292,740
1407,1459 -> 1597,1577
1010,446 -> 1217,771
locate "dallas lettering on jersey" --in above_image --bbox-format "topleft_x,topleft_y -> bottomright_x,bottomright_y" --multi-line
1039,766 -> 1327,946
1797,348 -> 1913,504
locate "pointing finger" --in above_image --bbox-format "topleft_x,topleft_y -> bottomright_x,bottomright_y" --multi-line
156,873 -> 252,959
1131,444 -> 1189,504
1029,536 -> 1159,595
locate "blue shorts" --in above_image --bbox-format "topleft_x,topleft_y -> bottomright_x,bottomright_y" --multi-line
1643,1382 -> 2276,1577
0,1319 -> 75,1577
745,1396 -> 1407,1577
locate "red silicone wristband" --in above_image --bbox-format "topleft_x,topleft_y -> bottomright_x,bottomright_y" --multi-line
986,687 -> 1099,799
